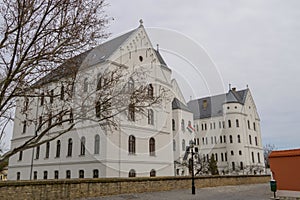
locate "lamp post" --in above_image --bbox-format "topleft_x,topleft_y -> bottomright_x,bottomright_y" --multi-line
189,140 -> 196,195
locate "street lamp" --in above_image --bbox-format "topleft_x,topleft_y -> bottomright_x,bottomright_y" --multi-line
189,140 -> 196,195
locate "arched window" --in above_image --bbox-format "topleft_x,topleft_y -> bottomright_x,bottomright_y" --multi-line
237,135 -> 241,143
67,138 -> 73,157
54,171 -> 59,179
128,104 -> 135,121
249,135 -> 252,145
221,153 -> 224,161
173,139 -> 176,151
182,139 -> 186,151
150,169 -> 156,177
229,135 -> 233,143
247,120 -> 251,129
240,162 -> 244,170
148,109 -> 154,125
83,78 -> 88,92
129,169 -> 136,177
128,77 -> 134,92
181,119 -> 185,131
56,140 -> 60,158
257,152 -> 261,163
172,119 -> 175,131
80,137 -> 86,156
45,142 -> 50,158
66,170 -> 71,179
236,119 -> 239,127
255,137 -> 258,146
16,172 -> 21,180
228,120 -> 231,128
148,84 -> 154,97
251,152 -> 255,163
79,170 -> 84,178
94,134 -> 100,154
95,101 -> 101,118
93,169 -> 99,178
128,135 -> 136,154
149,137 -> 155,156
43,171 -> 48,180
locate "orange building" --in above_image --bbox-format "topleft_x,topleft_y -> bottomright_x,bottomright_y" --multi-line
269,148 -> 300,198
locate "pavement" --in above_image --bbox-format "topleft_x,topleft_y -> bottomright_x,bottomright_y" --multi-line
80,183 -> 274,200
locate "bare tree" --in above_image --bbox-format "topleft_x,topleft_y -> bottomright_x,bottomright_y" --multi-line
264,144 -> 276,168
194,155 -> 209,176
0,0 -> 110,162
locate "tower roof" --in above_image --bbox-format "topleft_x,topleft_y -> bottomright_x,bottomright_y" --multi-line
187,89 -> 249,119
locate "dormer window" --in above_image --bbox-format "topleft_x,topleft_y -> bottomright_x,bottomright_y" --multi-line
202,99 -> 207,109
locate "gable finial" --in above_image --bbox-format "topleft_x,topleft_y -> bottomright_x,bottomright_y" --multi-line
229,83 -> 231,90
139,19 -> 143,27
157,44 -> 159,52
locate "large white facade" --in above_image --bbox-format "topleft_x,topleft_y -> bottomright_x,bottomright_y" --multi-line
188,88 -> 265,174
8,23 -> 264,180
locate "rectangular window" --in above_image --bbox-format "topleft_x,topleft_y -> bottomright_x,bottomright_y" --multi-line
50,90 -> 54,104
22,121 -> 26,134
253,122 -> 256,131
35,146 -> 40,159
60,85 -> 64,100
222,121 -> 225,129
45,142 -> 50,159
48,112 -> 52,127
39,116 -> 43,130
17,172 -> 20,180
228,120 -> 231,128
40,93 -> 44,106
255,137 -> 258,146
33,171 -> 37,180
128,104 -> 135,121
247,120 -> 251,129
18,151 -> 23,161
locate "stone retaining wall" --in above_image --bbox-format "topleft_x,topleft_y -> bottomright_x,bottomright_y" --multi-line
0,175 -> 270,200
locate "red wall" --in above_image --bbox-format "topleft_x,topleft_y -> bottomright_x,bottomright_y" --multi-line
269,150 -> 300,191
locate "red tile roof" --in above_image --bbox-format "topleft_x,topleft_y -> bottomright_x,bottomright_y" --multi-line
269,148 -> 300,158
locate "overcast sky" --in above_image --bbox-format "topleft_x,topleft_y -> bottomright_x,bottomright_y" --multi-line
106,0 -> 300,150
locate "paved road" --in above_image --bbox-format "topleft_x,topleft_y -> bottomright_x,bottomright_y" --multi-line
80,183 -> 273,200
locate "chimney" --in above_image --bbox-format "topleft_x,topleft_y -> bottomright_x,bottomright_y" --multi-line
232,87 -> 236,91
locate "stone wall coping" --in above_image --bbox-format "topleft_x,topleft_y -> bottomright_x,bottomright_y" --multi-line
0,174 -> 270,187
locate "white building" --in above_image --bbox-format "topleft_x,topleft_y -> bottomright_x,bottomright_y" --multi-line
8,22 -> 264,180
187,87 -> 265,174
